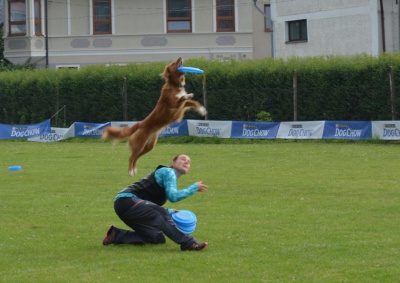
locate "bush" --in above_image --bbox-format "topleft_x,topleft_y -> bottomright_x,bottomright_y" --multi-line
0,54 -> 399,124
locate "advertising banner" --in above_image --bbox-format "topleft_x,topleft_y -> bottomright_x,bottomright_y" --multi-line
28,127 -> 69,142
159,120 -> 188,137
371,121 -> 400,140
187,120 -> 232,138
74,122 -> 110,138
323,121 -> 371,140
0,119 -> 51,139
110,121 -> 137,128
231,121 -> 280,139
6,119 -> 400,141
276,121 -> 325,139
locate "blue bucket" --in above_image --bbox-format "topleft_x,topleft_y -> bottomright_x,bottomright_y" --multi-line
172,210 -> 197,235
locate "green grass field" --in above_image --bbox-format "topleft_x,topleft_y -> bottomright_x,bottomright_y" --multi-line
1,139 -> 399,282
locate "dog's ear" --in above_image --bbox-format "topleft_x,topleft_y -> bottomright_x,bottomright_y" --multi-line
161,65 -> 171,79
175,57 -> 183,68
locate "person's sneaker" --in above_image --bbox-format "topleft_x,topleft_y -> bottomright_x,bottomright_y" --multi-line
182,241 -> 208,251
102,225 -> 116,246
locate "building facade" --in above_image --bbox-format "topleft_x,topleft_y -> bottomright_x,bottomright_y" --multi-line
5,0 -> 396,68
271,0 -> 400,59
2,0 -> 273,69
0,0 -> 3,25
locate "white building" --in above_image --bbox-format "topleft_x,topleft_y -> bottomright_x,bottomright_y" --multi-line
271,0 -> 399,59
0,0 -> 3,24
1,0 -> 273,69
2,0 -> 398,68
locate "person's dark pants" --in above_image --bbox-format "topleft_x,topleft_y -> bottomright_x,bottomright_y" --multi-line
113,197 -> 196,250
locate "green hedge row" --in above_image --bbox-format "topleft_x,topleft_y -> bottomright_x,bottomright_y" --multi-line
1,54 -> 400,126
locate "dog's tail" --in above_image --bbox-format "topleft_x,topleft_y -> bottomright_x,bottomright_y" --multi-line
102,123 -> 140,141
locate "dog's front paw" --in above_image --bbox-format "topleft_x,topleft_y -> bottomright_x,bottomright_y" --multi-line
198,106 -> 207,116
184,93 -> 194,99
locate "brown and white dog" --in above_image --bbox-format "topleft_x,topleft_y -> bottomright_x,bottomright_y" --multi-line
102,57 -> 207,176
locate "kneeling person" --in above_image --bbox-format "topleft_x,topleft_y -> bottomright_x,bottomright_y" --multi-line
102,154 -> 209,251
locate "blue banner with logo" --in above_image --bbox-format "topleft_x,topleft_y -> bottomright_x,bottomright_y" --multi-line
322,121 -> 372,140
159,120 -> 188,137
74,122 -> 111,138
0,119 -> 51,139
231,121 -> 280,139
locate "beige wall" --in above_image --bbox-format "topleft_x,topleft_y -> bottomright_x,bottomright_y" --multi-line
252,0 -> 272,59
33,32 -> 254,68
48,3 -> 69,35
114,1 -> 165,34
237,0 -> 252,32
4,0 -> 272,68
70,0 -> 90,36
193,1 -> 214,33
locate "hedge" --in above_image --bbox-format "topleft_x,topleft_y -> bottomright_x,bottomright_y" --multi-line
1,53 -> 400,126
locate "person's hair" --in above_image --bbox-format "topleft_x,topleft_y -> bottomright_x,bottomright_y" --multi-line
169,154 -> 185,168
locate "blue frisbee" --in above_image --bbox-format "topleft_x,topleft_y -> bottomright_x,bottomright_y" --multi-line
172,210 -> 197,235
177,66 -> 204,74
8,165 -> 22,171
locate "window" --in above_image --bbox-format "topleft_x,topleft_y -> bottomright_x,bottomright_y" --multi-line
216,0 -> 235,32
288,19 -> 307,42
34,0 -> 42,35
93,0 -> 111,34
264,4 -> 272,32
9,0 -> 26,36
167,0 -> 191,32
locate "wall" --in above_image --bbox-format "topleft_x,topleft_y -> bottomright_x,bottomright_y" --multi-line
3,0 -> 262,69
380,0 -> 400,53
252,0 -> 272,59
271,0 -> 400,59
0,0 -> 3,24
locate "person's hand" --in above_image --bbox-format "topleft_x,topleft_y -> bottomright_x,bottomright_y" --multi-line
166,208 -> 179,215
196,181 -> 208,192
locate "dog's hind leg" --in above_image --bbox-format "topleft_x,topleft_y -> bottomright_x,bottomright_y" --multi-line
128,153 -> 140,177
141,134 -> 159,157
128,134 -> 159,176
127,133 -> 147,176
127,132 -> 160,176
128,153 -> 139,177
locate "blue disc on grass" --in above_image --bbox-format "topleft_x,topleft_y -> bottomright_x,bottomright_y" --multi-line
8,165 -> 22,171
172,210 -> 197,234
